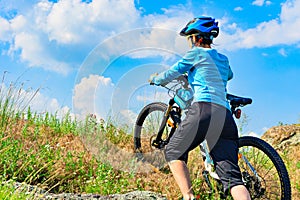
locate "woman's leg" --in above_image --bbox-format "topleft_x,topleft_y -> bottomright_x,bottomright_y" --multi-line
165,103 -> 210,199
168,160 -> 195,200
231,185 -> 251,200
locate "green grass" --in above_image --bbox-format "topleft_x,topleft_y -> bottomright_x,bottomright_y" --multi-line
0,75 -> 144,198
0,75 -> 210,199
0,74 -> 298,199
0,185 -> 28,200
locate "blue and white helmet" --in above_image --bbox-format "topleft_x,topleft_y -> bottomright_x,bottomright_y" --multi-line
180,16 -> 219,39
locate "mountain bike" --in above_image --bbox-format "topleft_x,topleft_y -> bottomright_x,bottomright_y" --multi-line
133,75 -> 291,199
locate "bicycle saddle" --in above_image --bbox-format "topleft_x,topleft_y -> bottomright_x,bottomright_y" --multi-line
227,94 -> 252,106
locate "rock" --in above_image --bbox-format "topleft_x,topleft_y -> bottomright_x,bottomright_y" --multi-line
261,124 -> 300,150
4,181 -> 168,200
41,191 -> 167,200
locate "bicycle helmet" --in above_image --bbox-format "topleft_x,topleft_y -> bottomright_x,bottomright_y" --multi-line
180,16 -> 219,39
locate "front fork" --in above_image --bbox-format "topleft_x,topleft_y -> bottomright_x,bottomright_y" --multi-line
152,98 -> 180,149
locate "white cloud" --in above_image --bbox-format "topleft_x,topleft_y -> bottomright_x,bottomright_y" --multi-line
265,1 -> 272,6
73,74 -> 114,120
0,0 -> 142,74
119,109 -> 138,126
11,31 -> 71,75
0,17 -> 12,41
218,0 -> 300,50
247,131 -> 261,138
234,6 -> 243,11
2,0 -> 300,76
145,5 -> 193,31
0,0 -> 191,75
1,13 -> 72,75
136,91 -> 169,103
28,91 -> 73,119
92,28 -> 187,61
278,48 -> 287,56
41,0 -> 140,44
0,82 -> 73,119
252,0 -> 265,6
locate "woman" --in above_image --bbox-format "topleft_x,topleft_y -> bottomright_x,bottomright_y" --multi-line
150,16 -> 251,200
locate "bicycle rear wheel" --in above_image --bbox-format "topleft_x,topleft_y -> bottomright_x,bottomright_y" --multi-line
133,102 -> 169,168
238,136 -> 291,200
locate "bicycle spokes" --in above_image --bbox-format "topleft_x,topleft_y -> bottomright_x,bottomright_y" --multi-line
238,147 -> 282,199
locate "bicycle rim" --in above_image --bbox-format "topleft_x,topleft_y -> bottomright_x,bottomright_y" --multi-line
238,136 -> 291,200
134,102 -> 169,168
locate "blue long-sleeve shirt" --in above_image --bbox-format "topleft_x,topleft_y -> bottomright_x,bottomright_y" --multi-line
152,47 -> 233,110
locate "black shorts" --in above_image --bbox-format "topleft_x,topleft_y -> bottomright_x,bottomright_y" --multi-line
165,102 -> 244,192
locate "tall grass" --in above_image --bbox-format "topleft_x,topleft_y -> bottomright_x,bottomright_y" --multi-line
0,74 -> 135,196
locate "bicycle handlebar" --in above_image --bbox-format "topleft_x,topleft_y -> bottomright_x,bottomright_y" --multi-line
149,74 -> 252,108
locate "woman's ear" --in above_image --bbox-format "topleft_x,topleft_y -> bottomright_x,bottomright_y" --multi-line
198,37 -> 203,44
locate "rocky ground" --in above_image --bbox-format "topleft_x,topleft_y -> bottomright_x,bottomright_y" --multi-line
9,181 -> 168,200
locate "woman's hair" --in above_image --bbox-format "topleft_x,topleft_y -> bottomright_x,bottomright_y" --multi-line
196,35 -> 213,45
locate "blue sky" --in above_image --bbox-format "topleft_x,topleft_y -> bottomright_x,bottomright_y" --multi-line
0,0 -> 299,136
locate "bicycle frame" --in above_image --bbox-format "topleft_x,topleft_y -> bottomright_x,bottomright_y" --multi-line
151,98 -> 180,149
151,95 -> 221,180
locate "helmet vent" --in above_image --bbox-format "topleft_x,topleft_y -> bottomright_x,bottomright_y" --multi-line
202,22 -> 214,28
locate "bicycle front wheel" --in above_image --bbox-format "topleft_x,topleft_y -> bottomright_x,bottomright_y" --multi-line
238,136 -> 291,200
133,102 -> 169,168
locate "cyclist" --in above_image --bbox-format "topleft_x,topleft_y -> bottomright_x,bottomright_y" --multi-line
150,17 -> 251,200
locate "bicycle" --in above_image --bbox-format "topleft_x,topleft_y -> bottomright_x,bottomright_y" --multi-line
133,75 -> 291,199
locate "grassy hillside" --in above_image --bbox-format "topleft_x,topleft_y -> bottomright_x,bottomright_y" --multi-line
0,110 -> 215,199
0,81 -> 208,199
0,81 -> 298,199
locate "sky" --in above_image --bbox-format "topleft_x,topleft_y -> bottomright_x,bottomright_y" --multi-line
0,0 -> 300,136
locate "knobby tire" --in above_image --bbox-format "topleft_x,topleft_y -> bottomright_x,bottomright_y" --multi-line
238,136 -> 291,200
